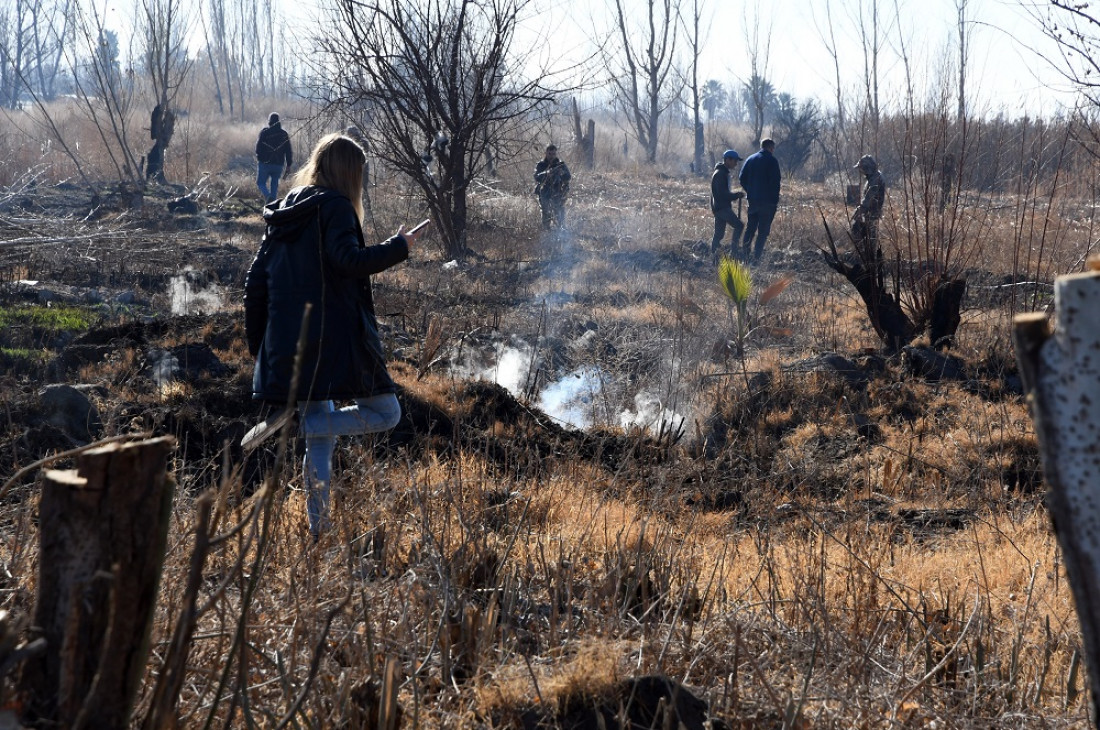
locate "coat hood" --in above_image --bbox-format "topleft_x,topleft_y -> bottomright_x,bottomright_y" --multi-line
262,186 -> 345,232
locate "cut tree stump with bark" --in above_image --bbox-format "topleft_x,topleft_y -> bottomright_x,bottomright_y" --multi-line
572,97 -> 595,170
1014,268 -> 1100,721
929,278 -> 966,349
18,436 -> 175,729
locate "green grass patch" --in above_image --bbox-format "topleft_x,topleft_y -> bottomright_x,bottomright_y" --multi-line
0,304 -> 97,333
1,346 -> 49,363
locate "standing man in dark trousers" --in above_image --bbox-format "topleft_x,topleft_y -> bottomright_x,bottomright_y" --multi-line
534,144 -> 571,230
710,149 -> 744,256
852,154 -> 886,267
738,138 -> 781,262
256,112 -> 293,203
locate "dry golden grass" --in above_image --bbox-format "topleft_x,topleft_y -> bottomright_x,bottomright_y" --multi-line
0,108 -> 1092,728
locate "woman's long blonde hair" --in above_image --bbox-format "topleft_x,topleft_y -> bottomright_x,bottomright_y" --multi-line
291,133 -> 367,221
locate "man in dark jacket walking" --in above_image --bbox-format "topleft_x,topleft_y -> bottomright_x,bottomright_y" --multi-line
534,144 -> 571,230
256,112 -> 293,203
710,149 -> 745,255
738,138 -> 782,261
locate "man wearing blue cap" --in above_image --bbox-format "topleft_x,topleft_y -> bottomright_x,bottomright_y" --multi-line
710,149 -> 745,255
738,138 -> 781,262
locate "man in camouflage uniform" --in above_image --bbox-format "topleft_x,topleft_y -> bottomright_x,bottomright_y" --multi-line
852,154 -> 885,263
534,144 -> 571,230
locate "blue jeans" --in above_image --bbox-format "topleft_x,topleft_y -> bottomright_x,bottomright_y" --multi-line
742,204 -> 777,260
299,394 -> 402,537
257,163 -> 284,202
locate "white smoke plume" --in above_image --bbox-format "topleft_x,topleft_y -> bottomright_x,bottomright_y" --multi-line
619,390 -> 686,436
538,366 -> 602,429
169,268 -> 225,315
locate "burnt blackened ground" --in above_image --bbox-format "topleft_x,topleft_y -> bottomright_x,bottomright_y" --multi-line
0,181 -> 1042,542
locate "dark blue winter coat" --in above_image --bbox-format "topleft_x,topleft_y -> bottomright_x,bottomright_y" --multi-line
244,186 -> 408,403
738,148 -> 782,207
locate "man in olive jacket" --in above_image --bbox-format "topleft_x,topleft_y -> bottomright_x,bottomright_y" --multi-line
710,149 -> 745,255
255,112 -> 293,203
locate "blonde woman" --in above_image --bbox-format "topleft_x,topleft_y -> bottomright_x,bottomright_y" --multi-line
242,133 -> 427,539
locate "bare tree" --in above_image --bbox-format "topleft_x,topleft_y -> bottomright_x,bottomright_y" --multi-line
316,0 -> 558,259
138,0 -> 194,182
1034,1 -> 1100,104
30,2 -> 141,186
0,6 -> 19,108
812,0 -> 845,133
1025,2 -> 1100,156
681,0 -> 706,175
857,0 -> 881,134
742,2 -> 772,147
200,0 -> 281,116
603,0 -> 680,163
200,0 -> 236,116
891,0 -> 914,116
0,0 -> 73,108
955,0 -> 972,123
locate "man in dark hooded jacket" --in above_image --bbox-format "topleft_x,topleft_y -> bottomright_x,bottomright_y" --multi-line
710,149 -> 745,255
256,112 -> 293,202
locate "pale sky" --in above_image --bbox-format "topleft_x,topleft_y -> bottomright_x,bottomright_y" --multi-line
516,0 -> 1075,117
280,0 -> 1076,118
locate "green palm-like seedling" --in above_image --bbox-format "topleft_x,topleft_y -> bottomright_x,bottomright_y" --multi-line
718,256 -> 752,357
718,255 -> 753,306
716,258 -> 794,366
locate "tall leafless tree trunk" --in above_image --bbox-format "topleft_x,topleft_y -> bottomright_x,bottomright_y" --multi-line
682,0 -> 705,175
0,0 -> 72,107
604,0 -> 680,163
742,2 -> 772,148
857,0 -> 882,138
814,0 -> 845,133
956,0 -> 971,123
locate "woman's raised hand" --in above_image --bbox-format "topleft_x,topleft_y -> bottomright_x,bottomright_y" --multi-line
399,218 -> 431,249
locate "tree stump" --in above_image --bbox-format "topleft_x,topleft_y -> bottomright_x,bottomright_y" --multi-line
571,97 -> 595,169
19,436 -> 175,729
821,241 -> 914,352
929,278 -> 966,349
1014,269 -> 1100,720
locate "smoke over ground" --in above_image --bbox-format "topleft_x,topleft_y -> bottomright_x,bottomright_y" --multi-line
169,267 -> 226,315
448,224 -> 696,436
